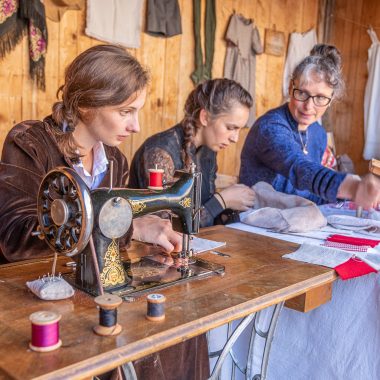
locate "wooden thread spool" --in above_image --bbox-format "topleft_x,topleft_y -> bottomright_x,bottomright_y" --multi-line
146,293 -> 166,322
93,294 -> 123,336
29,311 -> 62,352
148,165 -> 164,190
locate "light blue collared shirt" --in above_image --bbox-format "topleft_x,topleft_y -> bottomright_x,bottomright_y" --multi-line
73,142 -> 109,189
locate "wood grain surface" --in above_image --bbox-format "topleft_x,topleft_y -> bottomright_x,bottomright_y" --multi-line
0,0 -> 319,177
0,226 -> 336,380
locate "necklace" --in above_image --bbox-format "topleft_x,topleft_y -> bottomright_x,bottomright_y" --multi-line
298,129 -> 308,155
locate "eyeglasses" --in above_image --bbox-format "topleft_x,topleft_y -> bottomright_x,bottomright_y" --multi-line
292,82 -> 332,107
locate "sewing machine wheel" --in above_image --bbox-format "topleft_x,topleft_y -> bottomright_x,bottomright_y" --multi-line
37,167 -> 94,256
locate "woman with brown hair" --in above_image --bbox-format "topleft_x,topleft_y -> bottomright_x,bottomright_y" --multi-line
129,78 -> 256,226
0,44 -> 208,379
0,44 -> 182,263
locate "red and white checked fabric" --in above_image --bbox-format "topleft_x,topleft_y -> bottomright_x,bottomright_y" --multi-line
327,234 -> 380,248
322,241 -> 371,252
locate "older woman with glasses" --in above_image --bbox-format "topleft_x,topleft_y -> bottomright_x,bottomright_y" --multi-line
239,44 -> 380,208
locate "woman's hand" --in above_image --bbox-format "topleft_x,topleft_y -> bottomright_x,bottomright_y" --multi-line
132,215 -> 182,253
337,174 -> 380,209
219,184 -> 255,211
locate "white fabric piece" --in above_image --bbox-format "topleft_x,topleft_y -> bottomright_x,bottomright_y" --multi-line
363,28 -> 380,159
86,0 -> 143,49
327,214 -> 380,233
26,276 -> 74,300
227,222 -> 341,245
283,243 -> 380,271
190,236 -> 226,254
283,243 -> 352,268
282,29 -> 317,99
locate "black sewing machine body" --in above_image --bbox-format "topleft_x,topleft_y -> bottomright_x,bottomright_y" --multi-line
36,166 -> 224,298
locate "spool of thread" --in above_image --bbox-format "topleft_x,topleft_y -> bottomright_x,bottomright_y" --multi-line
146,293 -> 166,322
93,294 -> 123,336
148,165 -> 164,190
29,311 -> 62,352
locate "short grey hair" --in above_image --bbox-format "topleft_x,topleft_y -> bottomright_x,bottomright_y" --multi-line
291,44 -> 345,99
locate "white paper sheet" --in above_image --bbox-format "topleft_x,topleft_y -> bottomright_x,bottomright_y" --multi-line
190,236 -> 226,254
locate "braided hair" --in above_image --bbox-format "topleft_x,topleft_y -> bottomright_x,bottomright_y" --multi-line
181,78 -> 252,169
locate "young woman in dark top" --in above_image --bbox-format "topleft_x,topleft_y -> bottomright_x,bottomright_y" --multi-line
240,44 -> 380,208
0,44 -> 208,380
129,78 -> 256,226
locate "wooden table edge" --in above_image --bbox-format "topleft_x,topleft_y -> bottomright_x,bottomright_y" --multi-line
32,271 -> 337,380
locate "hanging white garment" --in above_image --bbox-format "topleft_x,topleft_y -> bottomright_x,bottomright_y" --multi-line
282,29 -> 317,99
85,0 -> 143,49
363,28 -> 380,160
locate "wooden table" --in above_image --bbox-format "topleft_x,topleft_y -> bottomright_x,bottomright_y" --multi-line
0,226 -> 337,380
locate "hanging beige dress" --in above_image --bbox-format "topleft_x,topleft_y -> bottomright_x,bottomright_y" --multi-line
223,13 -> 263,127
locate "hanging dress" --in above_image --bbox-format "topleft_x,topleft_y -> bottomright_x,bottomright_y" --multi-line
363,28 -> 380,160
282,29 -> 317,100
224,13 -> 263,127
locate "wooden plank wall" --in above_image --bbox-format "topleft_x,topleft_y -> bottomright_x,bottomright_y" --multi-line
327,0 -> 380,174
0,0 -> 319,177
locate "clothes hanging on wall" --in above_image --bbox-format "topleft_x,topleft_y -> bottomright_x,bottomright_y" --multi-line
282,29 -> 317,99
191,0 -> 216,85
363,28 -> 380,160
146,0 -> 182,37
0,0 -> 47,90
86,0 -> 143,49
44,0 -> 84,23
223,13 -> 263,127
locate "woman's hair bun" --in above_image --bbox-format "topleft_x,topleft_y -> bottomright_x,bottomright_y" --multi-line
310,43 -> 342,69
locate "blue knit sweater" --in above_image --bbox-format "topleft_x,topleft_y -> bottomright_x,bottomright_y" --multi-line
239,103 -> 347,204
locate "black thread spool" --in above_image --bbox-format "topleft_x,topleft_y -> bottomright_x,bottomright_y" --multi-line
93,294 -> 123,336
146,293 -> 166,322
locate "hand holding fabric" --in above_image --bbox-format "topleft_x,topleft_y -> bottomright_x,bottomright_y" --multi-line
219,184 -> 255,211
337,174 -> 380,209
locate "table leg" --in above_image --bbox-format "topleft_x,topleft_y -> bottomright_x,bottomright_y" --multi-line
208,302 -> 284,380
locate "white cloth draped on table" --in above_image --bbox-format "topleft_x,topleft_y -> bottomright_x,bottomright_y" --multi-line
363,28 -> 380,160
209,221 -> 380,379
209,273 -> 380,380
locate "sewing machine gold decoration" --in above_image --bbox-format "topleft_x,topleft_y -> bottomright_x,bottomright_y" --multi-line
35,164 -> 225,298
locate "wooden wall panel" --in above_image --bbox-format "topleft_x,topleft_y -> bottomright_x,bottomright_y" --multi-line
328,0 -> 380,174
0,0 -> 319,177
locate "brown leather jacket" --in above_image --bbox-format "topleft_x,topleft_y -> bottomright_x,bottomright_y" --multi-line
0,117 -> 130,263
0,117 -> 210,380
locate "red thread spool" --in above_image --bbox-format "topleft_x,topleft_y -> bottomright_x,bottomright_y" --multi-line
29,311 -> 62,352
148,166 -> 164,190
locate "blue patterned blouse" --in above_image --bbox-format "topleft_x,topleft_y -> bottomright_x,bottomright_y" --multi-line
239,103 -> 347,204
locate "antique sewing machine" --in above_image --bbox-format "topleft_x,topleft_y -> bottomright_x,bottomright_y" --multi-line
35,164 -> 224,298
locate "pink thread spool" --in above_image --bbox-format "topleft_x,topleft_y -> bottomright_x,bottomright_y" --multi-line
148,165 -> 164,190
29,311 -> 62,352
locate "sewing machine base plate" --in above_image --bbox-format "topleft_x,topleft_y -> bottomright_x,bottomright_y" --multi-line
64,256 -> 225,301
